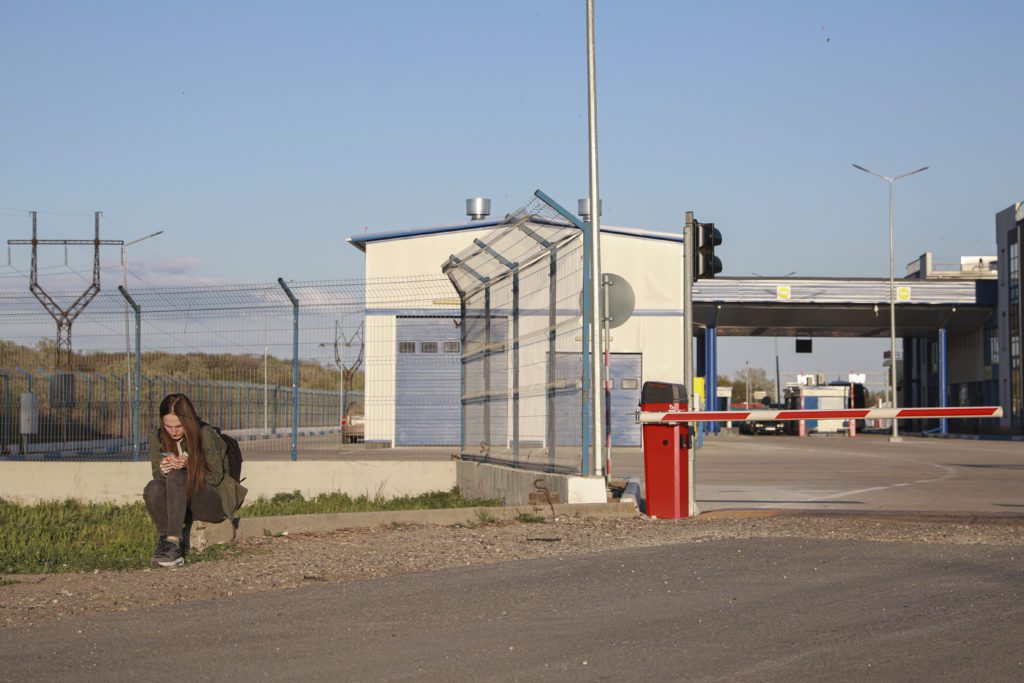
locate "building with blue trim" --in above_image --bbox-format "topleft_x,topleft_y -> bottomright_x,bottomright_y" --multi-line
349,200 -> 1021,444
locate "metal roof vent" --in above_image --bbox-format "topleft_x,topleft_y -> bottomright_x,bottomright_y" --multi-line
577,198 -> 602,221
466,197 -> 491,221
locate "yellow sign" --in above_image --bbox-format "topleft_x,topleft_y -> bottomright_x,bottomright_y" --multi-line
694,377 -> 705,401
896,286 -> 912,302
776,285 -> 791,301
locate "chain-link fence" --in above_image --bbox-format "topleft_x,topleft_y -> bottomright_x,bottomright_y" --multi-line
0,278 -> 396,460
444,197 -> 586,473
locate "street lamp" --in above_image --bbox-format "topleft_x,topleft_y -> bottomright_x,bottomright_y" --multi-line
852,163 -> 928,442
121,230 -> 163,449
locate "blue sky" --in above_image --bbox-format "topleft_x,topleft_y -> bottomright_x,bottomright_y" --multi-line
2,1 -> 1021,385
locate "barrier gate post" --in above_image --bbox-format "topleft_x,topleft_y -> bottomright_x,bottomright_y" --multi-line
637,403 -> 1004,520
640,381 -> 693,519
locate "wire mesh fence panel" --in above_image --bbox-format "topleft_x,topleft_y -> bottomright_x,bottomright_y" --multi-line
444,197 -> 586,473
1,280 -> 368,460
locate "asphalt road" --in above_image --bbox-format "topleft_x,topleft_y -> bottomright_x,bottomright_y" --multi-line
5,434 -> 1022,680
4,537 -> 1022,681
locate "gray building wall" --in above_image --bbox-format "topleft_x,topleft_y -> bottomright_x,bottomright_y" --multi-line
995,203 -> 1022,432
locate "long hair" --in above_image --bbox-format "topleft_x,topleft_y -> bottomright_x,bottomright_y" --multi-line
158,393 -> 207,498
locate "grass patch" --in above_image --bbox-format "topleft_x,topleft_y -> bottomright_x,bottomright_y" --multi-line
0,498 -> 154,574
476,509 -> 497,524
516,512 -> 548,524
0,578 -> 17,586
240,486 -> 501,517
0,487 -> 501,574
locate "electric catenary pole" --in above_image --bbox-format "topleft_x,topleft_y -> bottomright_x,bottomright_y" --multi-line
7,212 -> 123,369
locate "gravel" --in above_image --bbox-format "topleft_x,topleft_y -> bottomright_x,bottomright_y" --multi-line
3,510 -> 1023,629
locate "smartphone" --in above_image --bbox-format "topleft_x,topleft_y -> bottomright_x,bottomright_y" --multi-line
160,451 -> 175,459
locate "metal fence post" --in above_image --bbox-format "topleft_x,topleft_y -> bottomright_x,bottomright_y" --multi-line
547,248 -> 558,471
512,269 -> 520,466
117,285 -> 142,460
459,298 -> 467,454
278,277 -> 299,461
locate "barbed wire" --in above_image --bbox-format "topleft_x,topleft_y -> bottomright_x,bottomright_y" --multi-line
0,275 -> 458,320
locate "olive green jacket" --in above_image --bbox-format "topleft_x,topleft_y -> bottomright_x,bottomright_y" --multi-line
149,424 -> 247,519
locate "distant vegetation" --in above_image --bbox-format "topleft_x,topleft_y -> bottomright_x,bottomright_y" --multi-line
0,339 -> 364,392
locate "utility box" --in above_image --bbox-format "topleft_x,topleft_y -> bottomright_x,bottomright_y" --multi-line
640,381 -> 693,519
20,392 -> 39,435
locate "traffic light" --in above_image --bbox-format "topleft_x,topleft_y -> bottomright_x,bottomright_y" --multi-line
693,219 -> 722,280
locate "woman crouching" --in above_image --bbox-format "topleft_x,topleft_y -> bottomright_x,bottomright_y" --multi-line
143,393 -> 247,568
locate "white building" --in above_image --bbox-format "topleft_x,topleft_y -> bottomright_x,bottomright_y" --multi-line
348,206 -> 687,450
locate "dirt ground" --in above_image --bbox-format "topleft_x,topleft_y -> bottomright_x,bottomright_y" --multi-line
3,510 -> 1024,629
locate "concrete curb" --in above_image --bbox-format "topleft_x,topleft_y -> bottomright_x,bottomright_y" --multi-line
620,476 -> 643,511
191,500 -> 640,550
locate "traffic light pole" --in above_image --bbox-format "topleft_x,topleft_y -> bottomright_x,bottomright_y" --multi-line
683,211 -> 695,421
683,211 -> 699,515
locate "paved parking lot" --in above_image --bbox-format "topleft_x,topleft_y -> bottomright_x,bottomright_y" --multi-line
612,433 -> 1024,514
241,431 -> 1024,515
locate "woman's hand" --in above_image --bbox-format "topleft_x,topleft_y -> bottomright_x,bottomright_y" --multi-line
159,454 -> 188,474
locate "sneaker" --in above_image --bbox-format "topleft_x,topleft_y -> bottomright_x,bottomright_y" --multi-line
152,539 -> 184,568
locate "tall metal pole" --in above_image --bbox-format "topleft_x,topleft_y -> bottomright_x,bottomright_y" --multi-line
121,230 -> 162,456
682,212 -> 698,516
886,178 -> 899,442
585,0 -> 605,477
336,320 -> 344,428
683,212 -> 694,410
118,286 -> 142,460
774,337 -> 782,404
853,163 -> 928,443
278,278 -> 299,461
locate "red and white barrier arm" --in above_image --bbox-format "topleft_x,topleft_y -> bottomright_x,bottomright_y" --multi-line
637,406 -> 1003,424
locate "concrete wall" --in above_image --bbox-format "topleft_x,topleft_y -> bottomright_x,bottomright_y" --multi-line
0,460 -> 457,505
1,459 -> 608,507
456,460 -> 607,506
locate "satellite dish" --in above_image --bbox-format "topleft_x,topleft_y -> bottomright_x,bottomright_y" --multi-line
602,273 -> 634,329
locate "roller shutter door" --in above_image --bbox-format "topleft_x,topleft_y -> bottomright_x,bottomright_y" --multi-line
395,317 -> 462,445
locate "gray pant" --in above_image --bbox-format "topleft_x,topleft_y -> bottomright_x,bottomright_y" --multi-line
143,469 -> 224,539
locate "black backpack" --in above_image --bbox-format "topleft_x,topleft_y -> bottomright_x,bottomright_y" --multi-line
203,422 -> 244,482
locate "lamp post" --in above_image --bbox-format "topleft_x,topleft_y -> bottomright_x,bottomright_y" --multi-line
121,230 -> 163,451
852,163 -> 928,442
745,360 -> 751,406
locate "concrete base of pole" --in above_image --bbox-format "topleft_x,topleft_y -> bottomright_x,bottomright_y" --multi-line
888,435 -> 903,443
